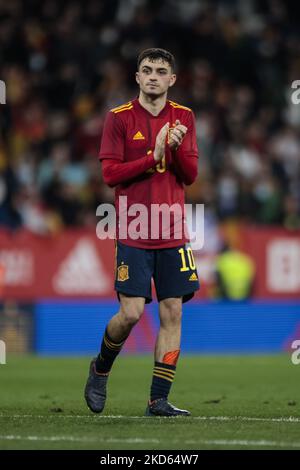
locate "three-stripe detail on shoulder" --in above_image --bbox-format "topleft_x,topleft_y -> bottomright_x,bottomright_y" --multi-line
169,100 -> 191,112
111,102 -> 133,114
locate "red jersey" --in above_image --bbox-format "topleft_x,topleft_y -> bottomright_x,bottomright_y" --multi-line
99,98 -> 198,249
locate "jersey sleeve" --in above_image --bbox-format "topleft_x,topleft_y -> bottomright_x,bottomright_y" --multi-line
98,111 -> 125,162
179,110 -> 198,157
101,154 -> 156,187
171,111 -> 199,185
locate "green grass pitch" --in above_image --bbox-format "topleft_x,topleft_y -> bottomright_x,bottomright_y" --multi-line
0,354 -> 300,450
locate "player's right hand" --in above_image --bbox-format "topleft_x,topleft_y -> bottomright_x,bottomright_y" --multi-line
154,122 -> 169,162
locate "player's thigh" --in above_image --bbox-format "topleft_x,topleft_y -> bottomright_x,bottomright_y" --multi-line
115,241 -> 154,303
154,244 -> 200,303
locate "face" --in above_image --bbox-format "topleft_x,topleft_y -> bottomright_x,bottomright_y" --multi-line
136,58 -> 176,97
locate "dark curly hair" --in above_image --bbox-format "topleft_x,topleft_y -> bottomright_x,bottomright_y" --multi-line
137,48 -> 175,72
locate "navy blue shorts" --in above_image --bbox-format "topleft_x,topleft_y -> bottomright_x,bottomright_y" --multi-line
114,241 -> 200,304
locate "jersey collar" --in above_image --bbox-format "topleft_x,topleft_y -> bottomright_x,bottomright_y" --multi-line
133,98 -> 171,118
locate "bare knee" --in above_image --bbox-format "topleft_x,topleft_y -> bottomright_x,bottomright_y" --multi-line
119,295 -> 145,327
121,309 -> 142,326
159,298 -> 182,327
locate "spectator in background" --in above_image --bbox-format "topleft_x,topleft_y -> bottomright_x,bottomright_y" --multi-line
215,244 -> 255,301
0,0 -> 299,232
283,194 -> 300,231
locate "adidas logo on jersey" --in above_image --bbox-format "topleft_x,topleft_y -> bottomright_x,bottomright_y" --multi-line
133,131 -> 145,140
189,272 -> 198,281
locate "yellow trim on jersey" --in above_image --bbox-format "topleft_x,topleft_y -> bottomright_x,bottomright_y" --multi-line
110,101 -> 132,111
169,100 -> 191,112
111,102 -> 133,113
114,106 -> 133,114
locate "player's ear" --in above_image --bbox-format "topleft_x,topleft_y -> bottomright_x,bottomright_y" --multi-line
169,74 -> 177,88
135,72 -> 140,85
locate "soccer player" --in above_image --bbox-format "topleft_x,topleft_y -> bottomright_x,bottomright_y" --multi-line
85,48 -> 200,416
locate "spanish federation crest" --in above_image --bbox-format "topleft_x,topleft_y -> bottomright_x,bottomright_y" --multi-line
117,264 -> 129,282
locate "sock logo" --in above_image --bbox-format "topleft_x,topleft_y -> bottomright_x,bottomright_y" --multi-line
163,350 -> 180,366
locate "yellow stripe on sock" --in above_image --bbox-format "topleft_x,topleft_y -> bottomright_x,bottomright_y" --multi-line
154,366 -> 175,373
105,335 -> 124,348
103,336 -> 121,350
153,369 -> 175,380
153,372 -> 174,382
154,367 -> 175,377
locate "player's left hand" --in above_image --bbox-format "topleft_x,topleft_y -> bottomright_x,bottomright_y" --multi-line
168,119 -> 187,150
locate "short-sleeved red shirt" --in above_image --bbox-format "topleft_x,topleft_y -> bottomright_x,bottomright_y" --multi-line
99,98 -> 198,249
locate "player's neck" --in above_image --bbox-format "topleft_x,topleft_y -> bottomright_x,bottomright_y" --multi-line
138,92 -> 167,116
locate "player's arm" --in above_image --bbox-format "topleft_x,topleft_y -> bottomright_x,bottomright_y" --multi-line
102,156 -> 155,187
99,114 -> 168,187
170,112 -> 198,186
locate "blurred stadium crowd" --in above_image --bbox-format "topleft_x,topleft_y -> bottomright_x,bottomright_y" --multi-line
1,0 -> 300,234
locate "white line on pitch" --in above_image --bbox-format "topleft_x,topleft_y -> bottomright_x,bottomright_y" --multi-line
0,414 -> 299,423
0,435 -> 300,448
0,435 -> 159,444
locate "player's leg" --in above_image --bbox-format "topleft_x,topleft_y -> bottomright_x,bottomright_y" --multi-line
95,294 -> 145,374
145,244 -> 200,416
85,241 -> 153,413
145,297 -> 190,416
96,240 -> 153,373
154,297 -> 182,363
84,294 -> 145,413
152,297 -> 182,403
